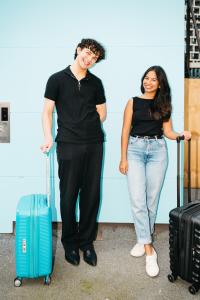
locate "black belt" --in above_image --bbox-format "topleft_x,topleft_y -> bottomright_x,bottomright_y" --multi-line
132,135 -> 163,140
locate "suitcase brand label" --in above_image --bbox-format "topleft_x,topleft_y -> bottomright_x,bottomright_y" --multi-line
22,239 -> 26,253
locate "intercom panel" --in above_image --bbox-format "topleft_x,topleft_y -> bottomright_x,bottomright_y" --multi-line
0,102 -> 10,143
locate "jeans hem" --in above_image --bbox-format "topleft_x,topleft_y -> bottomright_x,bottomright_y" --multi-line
137,238 -> 152,244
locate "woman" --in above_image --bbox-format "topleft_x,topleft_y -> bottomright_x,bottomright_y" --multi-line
119,66 -> 191,277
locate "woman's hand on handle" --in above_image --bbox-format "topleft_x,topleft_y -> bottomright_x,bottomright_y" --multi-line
163,119 -> 192,141
180,131 -> 192,141
119,160 -> 128,175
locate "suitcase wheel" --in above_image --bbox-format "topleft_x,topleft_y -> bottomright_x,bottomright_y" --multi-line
167,274 -> 177,283
14,277 -> 22,287
44,275 -> 51,285
189,284 -> 199,295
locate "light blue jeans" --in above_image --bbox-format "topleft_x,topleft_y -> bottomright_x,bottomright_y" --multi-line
127,136 -> 168,244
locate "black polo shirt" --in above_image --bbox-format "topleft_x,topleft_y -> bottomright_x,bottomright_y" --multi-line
44,66 -> 106,144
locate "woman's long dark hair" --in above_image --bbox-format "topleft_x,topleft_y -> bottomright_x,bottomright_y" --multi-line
141,66 -> 172,121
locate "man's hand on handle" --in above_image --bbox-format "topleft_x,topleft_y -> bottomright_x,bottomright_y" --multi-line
40,136 -> 53,153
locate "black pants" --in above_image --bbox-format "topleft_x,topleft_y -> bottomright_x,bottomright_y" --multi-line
57,142 -> 103,251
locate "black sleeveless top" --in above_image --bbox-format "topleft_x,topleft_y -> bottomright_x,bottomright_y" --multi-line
130,97 -> 163,137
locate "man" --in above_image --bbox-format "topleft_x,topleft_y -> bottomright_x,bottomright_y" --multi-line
41,39 -> 106,267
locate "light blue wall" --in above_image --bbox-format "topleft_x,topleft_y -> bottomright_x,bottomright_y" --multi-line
0,0 -> 185,232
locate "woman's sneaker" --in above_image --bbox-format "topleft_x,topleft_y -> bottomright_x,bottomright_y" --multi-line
145,249 -> 159,277
130,243 -> 145,257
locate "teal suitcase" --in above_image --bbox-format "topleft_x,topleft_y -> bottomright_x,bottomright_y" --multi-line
14,156 -> 52,287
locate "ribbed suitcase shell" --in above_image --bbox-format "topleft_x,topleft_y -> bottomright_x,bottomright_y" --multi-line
169,202 -> 200,293
15,194 -> 52,280
168,138 -> 200,294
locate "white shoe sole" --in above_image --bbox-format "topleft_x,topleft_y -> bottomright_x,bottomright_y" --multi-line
130,250 -> 145,257
146,249 -> 159,277
130,245 -> 145,257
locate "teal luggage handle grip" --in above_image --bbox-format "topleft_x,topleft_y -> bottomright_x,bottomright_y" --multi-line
45,152 -> 51,208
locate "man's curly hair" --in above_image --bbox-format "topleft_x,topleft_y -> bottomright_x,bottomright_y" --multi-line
74,38 -> 106,63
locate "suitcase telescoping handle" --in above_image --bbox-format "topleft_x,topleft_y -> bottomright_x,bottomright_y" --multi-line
176,135 -> 191,207
46,152 -> 51,208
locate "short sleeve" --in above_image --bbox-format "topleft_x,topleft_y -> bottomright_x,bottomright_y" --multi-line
95,79 -> 106,105
44,75 -> 59,102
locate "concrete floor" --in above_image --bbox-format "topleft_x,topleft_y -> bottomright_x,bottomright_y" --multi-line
0,224 -> 198,300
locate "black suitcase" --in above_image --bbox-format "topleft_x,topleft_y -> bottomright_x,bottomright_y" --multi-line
168,136 -> 200,295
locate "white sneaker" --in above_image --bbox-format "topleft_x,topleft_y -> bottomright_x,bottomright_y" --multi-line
130,243 -> 145,257
146,249 -> 159,277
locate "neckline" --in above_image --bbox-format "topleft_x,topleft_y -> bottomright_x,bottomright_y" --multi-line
69,65 -> 87,81
136,96 -> 154,101
64,65 -> 91,81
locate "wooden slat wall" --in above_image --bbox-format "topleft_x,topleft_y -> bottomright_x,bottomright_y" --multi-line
184,79 -> 200,188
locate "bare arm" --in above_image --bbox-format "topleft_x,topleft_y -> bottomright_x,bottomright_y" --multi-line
119,99 -> 133,174
163,118 -> 191,140
40,98 -> 55,152
96,103 -> 107,122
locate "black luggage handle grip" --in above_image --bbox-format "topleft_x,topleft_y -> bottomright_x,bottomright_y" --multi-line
176,136 -> 191,207
176,135 -> 191,143
176,135 -> 185,142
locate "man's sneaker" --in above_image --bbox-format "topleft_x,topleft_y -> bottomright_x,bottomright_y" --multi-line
145,249 -> 159,277
130,243 -> 145,257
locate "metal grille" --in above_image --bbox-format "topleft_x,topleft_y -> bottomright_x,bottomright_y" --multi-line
185,0 -> 200,78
